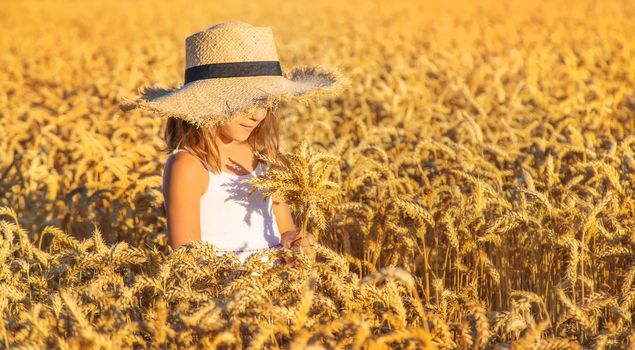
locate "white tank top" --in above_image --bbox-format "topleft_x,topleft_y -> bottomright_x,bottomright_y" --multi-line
162,147 -> 283,265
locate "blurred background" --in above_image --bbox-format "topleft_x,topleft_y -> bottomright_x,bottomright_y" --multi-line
2,0 -> 635,347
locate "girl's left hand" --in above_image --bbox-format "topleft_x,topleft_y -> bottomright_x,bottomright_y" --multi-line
281,228 -> 316,264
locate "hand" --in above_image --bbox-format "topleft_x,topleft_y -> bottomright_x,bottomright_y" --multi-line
281,228 -> 316,265
290,231 -> 316,262
281,227 -> 303,250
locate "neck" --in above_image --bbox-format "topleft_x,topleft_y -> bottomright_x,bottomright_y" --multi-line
216,133 -> 237,145
215,134 -> 251,150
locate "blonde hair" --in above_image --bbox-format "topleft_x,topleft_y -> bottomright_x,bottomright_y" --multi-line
161,107 -> 282,173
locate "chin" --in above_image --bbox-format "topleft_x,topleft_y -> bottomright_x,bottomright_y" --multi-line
234,132 -> 251,142
221,125 -> 254,142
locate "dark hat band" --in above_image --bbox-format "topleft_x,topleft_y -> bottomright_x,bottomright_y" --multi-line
184,61 -> 282,84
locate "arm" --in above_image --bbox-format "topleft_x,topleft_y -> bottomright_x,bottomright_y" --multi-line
272,194 -> 316,262
271,193 -> 298,241
162,152 -> 208,251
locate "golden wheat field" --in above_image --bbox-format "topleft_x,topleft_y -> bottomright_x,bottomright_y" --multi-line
1,0 -> 635,348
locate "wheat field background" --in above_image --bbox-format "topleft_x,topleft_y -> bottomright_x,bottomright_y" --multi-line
1,0 -> 635,348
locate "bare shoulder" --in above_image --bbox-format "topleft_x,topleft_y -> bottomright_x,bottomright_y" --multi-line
162,152 -> 208,250
164,152 -> 209,196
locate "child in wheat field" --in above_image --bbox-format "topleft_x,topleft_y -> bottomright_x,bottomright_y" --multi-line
120,21 -> 349,266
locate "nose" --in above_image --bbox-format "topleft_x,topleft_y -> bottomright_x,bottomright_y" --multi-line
249,108 -> 267,122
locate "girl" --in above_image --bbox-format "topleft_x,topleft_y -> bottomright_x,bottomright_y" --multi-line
120,20 -> 348,265
161,106 -> 315,265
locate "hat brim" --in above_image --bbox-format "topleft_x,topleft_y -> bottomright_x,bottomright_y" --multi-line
119,64 -> 350,128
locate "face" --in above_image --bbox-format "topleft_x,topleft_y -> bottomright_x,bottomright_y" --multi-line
217,107 -> 268,144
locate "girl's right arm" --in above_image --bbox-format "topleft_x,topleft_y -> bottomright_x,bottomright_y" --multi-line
162,152 -> 208,251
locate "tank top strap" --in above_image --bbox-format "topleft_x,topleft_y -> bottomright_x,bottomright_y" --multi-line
170,147 -> 213,172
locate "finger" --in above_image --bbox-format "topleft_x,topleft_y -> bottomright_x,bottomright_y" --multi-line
283,234 -> 302,248
283,229 -> 301,240
291,239 -> 307,248
283,239 -> 297,249
285,237 -> 301,246
293,242 -> 309,251
301,246 -> 314,256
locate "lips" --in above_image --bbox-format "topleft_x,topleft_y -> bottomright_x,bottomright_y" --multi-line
240,123 -> 256,130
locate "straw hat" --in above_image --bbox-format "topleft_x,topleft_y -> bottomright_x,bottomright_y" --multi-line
119,20 -> 350,128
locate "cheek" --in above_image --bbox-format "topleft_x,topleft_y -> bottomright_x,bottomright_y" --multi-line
224,123 -> 239,132
221,123 -> 251,140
